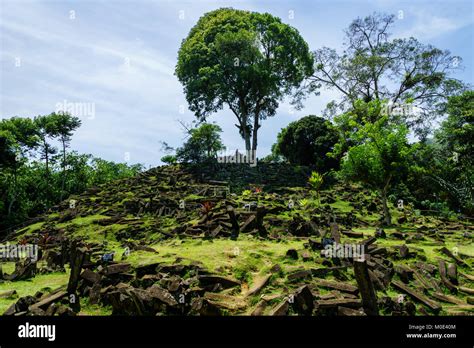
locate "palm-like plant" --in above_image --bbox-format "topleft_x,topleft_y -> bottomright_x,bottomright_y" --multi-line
299,198 -> 309,210
309,171 -> 324,205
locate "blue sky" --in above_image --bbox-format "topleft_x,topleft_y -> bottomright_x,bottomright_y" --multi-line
1,0 -> 473,167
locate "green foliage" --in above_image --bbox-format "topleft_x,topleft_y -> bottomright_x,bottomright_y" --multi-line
311,12 -> 465,137
176,8 -> 314,151
34,114 -> 59,171
176,123 -> 225,164
161,155 -> 177,165
437,91 -> 474,162
308,171 -> 323,204
88,157 -> 143,184
0,129 -> 17,168
259,151 -> 284,163
0,117 -> 39,150
298,198 -> 309,208
420,200 -> 456,218
408,90 -> 474,214
336,101 -> 415,224
308,171 -> 323,192
272,115 -> 339,171
241,189 -> 252,197
0,114 -> 143,234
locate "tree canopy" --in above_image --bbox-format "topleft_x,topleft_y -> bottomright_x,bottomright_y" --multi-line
176,123 -> 226,164
0,114 -> 143,233
272,115 -> 339,171
310,13 -> 465,138
176,8 -> 314,153
333,100 -> 415,225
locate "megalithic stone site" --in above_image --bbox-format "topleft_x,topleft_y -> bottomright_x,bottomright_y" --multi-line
0,1 -> 473,346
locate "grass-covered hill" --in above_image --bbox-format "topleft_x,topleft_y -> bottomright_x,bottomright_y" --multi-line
0,164 -> 473,316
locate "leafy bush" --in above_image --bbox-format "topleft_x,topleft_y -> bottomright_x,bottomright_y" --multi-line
272,115 -> 339,171
161,155 -> 177,165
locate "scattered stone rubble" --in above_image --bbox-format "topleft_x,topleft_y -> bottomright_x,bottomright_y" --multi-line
1,164 -> 473,316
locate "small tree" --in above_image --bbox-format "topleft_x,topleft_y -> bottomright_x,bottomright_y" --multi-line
48,112 -> 81,200
176,123 -> 225,164
335,104 -> 414,225
308,171 -> 324,205
272,115 -> 339,171
161,155 -> 177,165
34,114 -> 58,178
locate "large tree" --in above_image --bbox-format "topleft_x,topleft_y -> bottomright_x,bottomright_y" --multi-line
0,117 -> 39,159
437,91 -> 474,162
430,90 -> 474,212
310,12 -> 465,138
0,117 -> 39,217
176,8 -> 314,153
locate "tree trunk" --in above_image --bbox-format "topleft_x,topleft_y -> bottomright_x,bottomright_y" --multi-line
381,188 -> 391,226
8,165 -> 18,216
252,113 -> 259,152
60,139 -> 66,201
45,144 -> 49,174
7,198 -> 15,217
244,131 -> 250,152
43,137 -> 50,183
42,137 -> 51,205
241,117 -> 250,152
251,100 -> 262,153
238,99 -> 251,152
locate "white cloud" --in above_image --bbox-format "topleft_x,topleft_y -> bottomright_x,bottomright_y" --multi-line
1,0 -> 472,166
396,10 -> 473,40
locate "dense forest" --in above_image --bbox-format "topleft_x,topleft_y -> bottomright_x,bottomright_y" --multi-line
0,113 -> 143,233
